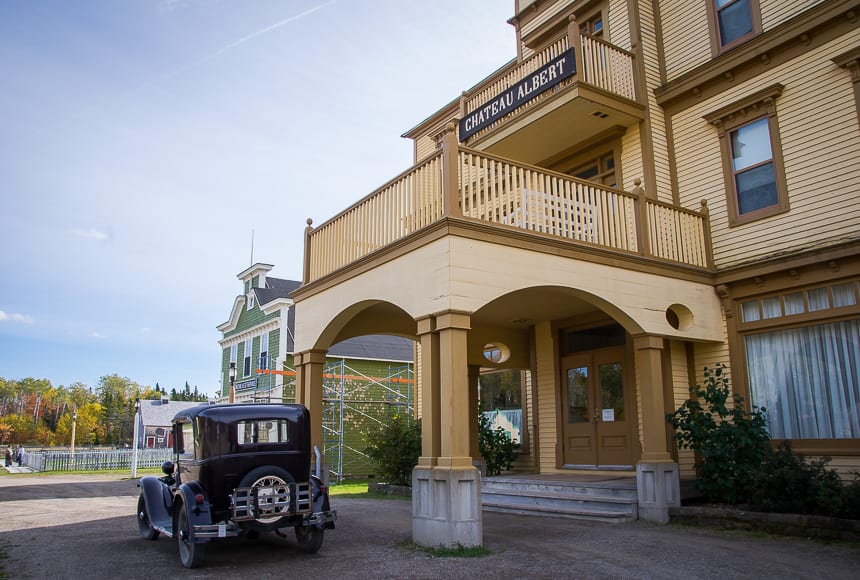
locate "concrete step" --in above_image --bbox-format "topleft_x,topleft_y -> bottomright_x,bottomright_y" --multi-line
481,476 -> 638,523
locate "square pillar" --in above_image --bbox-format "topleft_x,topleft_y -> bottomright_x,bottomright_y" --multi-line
633,335 -> 680,523
412,311 -> 482,548
296,349 -> 327,480
417,316 -> 440,468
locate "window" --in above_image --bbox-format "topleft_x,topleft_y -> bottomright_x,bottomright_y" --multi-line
260,333 -> 269,370
580,12 -> 604,38
247,290 -> 255,310
707,0 -> 761,54
238,419 -> 290,445
704,84 -> 788,226
739,279 -> 860,441
230,344 -> 237,366
243,339 -> 252,377
745,320 -> 860,439
731,117 -> 777,215
570,152 -> 616,187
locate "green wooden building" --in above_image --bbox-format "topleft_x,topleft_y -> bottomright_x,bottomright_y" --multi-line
217,263 -> 414,480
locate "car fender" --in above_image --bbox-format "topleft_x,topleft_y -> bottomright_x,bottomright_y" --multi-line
175,481 -> 214,542
310,475 -> 335,529
139,476 -> 174,532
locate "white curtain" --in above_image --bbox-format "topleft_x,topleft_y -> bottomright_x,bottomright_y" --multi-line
745,318 -> 860,439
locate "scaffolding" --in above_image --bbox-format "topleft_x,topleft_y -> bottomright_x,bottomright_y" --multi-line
322,360 -> 414,483
250,356 -> 415,483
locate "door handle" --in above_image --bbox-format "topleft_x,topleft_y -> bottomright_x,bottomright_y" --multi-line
593,410 -> 600,423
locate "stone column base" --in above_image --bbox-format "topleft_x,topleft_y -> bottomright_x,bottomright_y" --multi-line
412,466 -> 482,547
636,461 -> 680,524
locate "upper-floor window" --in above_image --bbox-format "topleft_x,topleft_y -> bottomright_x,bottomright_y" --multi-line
731,117 -> 776,215
571,152 -> 616,188
259,333 -> 269,370
704,84 -> 788,226
580,12 -> 604,38
243,339 -> 252,377
707,0 -> 761,54
247,290 -> 255,310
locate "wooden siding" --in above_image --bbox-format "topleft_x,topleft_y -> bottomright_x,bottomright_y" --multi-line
414,134 -> 437,164
760,0 -> 826,31
607,0 -> 630,47
518,0 -> 568,39
224,299 -> 279,339
534,321 -> 559,472
669,340 -> 696,479
659,0 -> 710,81
620,125 -> 643,191
673,31 -> 860,270
638,0 -> 674,203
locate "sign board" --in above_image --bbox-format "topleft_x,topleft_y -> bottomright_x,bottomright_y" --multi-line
235,377 -> 258,391
459,49 -> 576,141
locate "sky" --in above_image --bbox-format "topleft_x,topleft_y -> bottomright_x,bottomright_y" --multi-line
0,0 -> 514,397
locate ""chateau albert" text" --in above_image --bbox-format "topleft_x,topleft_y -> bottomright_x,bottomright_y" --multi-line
459,49 -> 576,141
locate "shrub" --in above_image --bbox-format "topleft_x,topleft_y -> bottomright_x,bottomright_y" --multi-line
747,443 -> 843,514
748,443 -> 860,518
667,364 -> 770,504
364,416 -> 421,486
478,412 -> 516,476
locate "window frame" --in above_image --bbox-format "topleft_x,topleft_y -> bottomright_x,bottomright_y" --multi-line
732,278 -> 860,448
243,339 -> 252,377
260,332 -> 269,370
705,0 -> 762,55
704,84 -> 788,227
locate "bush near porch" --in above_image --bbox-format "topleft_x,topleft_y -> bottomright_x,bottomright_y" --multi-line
668,364 -> 860,520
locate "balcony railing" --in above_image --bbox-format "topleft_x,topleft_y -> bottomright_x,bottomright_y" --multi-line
459,18 -> 637,142
304,127 -> 712,282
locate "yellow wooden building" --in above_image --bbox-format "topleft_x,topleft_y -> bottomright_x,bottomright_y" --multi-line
291,0 -> 860,547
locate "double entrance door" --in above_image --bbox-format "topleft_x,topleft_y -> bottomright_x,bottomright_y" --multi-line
561,346 -> 636,468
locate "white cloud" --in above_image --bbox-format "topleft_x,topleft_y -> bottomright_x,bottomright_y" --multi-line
160,2 -> 334,81
69,227 -> 111,242
0,311 -> 34,324
90,331 -> 107,339
160,0 -> 193,12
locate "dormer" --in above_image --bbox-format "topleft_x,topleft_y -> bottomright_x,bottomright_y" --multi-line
237,263 -> 274,310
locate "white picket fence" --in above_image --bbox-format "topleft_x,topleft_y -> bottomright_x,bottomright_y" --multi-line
23,448 -> 174,472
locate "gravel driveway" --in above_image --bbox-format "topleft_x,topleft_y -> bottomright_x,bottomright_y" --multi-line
0,474 -> 857,579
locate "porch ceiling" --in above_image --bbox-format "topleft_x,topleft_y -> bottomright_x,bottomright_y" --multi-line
473,86 -> 645,166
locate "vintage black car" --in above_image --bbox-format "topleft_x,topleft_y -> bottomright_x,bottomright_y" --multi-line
136,403 -> 336,568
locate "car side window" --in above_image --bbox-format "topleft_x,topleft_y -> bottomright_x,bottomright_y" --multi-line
237,419 -> 289,445
179,421 -> 195,457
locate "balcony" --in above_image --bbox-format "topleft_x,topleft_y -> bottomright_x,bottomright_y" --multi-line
303,128 -> 712,284
456,23 -> 643,164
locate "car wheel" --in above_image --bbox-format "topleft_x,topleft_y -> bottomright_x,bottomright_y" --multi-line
137,494 -> 160,540
176,500 -> 205,568
238,465 -> 295,531
295,525 -> 325,554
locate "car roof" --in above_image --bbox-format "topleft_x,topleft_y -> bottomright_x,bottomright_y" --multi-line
171,402 -> 308,424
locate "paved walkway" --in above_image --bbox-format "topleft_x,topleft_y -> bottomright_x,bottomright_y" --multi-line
2,465 -> 36,474
0,474 -> 857,579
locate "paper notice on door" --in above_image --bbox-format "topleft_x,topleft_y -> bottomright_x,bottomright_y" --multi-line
602,409 -> 615,422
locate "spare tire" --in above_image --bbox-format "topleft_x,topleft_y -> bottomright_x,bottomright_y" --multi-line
238,465 -> 295,531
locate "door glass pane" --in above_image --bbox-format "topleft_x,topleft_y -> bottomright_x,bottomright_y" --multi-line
567,367 -> 589,423
599,363 -> 624,422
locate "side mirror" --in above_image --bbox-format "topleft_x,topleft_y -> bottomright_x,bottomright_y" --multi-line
161,460 -> 175,476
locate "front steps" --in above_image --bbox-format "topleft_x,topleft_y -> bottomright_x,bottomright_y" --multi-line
481,474 -> 638,523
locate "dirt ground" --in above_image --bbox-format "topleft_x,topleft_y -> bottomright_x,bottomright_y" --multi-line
0,474 -> 858,579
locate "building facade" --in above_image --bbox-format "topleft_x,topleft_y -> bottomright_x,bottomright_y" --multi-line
290,0 -> 860,547
217,263 -> 415,479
